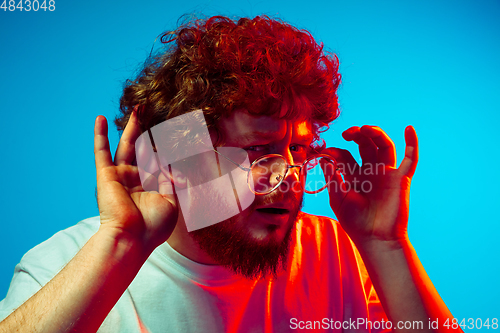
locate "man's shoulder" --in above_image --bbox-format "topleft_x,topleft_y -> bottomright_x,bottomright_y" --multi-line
24,216 -> 100,256
0,218 -> 101,321
18,217 -> 101,284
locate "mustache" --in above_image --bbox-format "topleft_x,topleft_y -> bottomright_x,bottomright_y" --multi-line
253,187 -> 302,208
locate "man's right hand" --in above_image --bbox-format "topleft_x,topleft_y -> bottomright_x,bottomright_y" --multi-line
94,111 -> 178,254
0,113 -> 179,333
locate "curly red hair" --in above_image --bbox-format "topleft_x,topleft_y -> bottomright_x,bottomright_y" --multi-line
116,15 -> 341,147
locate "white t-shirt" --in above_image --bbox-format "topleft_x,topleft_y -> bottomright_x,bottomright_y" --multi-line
0,213 -> 389,332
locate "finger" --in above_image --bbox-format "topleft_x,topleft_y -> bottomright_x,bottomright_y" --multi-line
398,126 -> 419,178
115,110 -> 142,166
94,116 -> 113,171
342,126 -> 378,165
321,147 -> 360,176
359,125 -> 396,167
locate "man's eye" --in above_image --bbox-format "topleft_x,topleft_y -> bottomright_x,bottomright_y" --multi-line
245,145 -> 267,152
290,144 -> 306,153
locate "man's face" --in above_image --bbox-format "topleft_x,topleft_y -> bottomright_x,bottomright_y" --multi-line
189,109 -> 314,279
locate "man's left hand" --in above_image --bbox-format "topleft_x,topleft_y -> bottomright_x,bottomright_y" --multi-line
321,125 -> 419,249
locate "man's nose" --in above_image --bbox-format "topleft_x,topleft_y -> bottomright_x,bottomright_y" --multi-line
278,166 -> 301,194
280,153 -> 302,193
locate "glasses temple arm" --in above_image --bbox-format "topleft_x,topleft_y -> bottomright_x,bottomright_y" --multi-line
146,129 -> 174,181
211,148 -> 251,172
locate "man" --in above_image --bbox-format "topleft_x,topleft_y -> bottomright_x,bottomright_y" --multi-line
0,15 -> 459,332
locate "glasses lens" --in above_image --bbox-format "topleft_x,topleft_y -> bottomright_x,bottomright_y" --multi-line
303,157 -> 335,194
249,156 -> 287,194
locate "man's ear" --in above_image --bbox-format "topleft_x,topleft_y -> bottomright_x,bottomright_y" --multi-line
170,166 -> 187,189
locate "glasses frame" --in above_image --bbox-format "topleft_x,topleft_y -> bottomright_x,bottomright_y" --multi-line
211,148 -> 336,195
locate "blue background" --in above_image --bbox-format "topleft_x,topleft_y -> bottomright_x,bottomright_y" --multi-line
1,0 -> 499,323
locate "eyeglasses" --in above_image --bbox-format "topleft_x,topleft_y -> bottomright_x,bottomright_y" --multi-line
212,148 -> 336,195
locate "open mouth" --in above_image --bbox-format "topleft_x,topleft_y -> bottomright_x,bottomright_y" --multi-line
256,208 -> 289,215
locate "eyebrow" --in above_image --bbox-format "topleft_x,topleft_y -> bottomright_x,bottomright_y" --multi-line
238,130 -> 283,144
297,133 -> 314,145
239,130 -> 314,146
